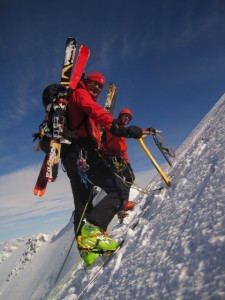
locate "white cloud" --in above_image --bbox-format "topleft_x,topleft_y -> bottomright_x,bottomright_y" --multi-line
0,163 -> 154,242
0,165 -> 73,242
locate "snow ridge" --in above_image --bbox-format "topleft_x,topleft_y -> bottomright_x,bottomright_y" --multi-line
0,238 -> 26,264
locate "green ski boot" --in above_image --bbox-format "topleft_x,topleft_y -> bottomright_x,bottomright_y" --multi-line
80,251 -> 99,266
77,222 -> 119,252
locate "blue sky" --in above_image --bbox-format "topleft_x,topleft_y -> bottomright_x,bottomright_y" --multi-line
1,0 -> 225,242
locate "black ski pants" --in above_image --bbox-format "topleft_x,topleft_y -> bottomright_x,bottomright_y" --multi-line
62,143 -> 129,233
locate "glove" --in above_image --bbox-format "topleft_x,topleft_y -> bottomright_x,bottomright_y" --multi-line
110,122 -> 129,137
110,122 -> 143,139
127,126 -> 143,139
146,127 -> 156,135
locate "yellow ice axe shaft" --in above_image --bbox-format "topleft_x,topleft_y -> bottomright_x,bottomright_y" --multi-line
138,136 -> 171,186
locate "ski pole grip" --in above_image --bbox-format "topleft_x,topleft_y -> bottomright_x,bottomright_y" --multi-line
142,130 -> 151,135
142,130 -> 156,138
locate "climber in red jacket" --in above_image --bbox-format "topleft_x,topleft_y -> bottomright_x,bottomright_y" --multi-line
100,108 -> 136,212
43,72 -> 155,265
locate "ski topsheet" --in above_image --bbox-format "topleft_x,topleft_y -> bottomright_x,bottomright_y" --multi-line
69,45 -> 90,89
34,37 -> 77,196
60,37 -> 77,86
34,39 -> 90,196
104,83 -> 117,116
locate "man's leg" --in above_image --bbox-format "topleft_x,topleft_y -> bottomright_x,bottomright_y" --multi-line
86,154 -> 129,231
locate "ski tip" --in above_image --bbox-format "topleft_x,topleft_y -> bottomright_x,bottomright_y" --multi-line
79,45 -> 90,55
34,188 -> 46,197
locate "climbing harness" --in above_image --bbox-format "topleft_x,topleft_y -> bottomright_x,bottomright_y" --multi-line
76,149 -> 93,187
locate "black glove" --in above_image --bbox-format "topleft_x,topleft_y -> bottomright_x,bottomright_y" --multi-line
127,126 -> 143,139
42,84 -> 68,109
110,122 -> 128,137
146,127 -> 156,135
110,122 -> 143,139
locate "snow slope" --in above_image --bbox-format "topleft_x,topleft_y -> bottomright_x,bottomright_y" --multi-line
1,94 -> 225,300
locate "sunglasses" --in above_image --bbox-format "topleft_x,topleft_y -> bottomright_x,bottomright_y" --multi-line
120,114 -> 132,120
88,80 -> 104,90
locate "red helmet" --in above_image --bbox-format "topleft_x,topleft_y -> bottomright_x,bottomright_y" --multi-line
119,108 -> 132,120
86,72 -> 106,86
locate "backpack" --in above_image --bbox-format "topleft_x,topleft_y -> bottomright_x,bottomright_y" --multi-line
33,84 -> 87,154
33,84 -> 72,154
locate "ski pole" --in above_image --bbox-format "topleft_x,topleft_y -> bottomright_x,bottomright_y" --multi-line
138,135 -> 171,186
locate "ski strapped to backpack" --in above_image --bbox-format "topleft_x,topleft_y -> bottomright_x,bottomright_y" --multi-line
33,37 -> 77,153
33,38 -> 90,196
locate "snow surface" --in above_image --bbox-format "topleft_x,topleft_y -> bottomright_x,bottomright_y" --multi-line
1,94 -> 225,300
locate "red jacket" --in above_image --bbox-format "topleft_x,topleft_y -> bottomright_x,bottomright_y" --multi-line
67,82 -> 113,145
100,127 -> 129,163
